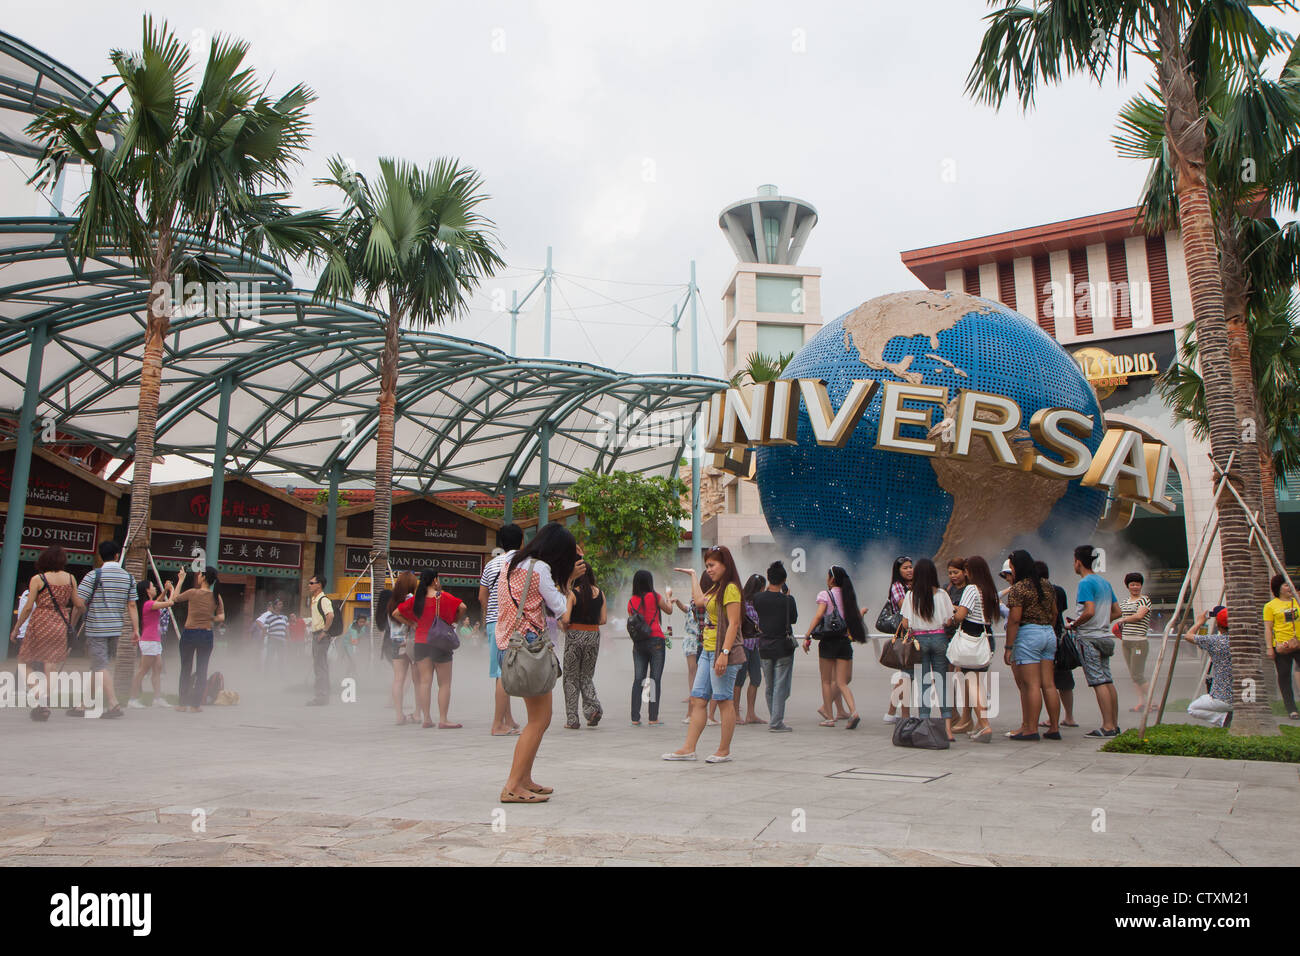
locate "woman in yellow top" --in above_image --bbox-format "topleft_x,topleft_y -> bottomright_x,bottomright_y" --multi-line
1264,572 -> 1300,720
664,546 -> 745,764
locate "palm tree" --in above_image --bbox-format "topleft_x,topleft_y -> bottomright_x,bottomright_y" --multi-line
728,350 -> 794,388
967,0 -> 1290,734
1118,35 -> 1300,554
313,157 -> 503,568
27,17 -> 334,689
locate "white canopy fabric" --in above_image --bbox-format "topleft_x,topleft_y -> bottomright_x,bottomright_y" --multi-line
0,30 -> 116,160
0,218 -> 722,495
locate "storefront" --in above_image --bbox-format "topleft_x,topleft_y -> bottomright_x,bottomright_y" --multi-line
1,444 -> 125,644
144,476 -> 323,642
332,494 -> 500,626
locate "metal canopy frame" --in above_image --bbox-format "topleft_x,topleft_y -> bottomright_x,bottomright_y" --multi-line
0,30 -> 118,159
0,219 -> 723,498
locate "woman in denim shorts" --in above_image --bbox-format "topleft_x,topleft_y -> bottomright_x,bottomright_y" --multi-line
1002,549 -> 1062,741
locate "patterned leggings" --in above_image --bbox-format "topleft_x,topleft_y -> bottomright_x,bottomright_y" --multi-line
563,630 -> 602,724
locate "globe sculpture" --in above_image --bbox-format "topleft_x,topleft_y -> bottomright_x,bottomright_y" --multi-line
754,290 -> 1108,560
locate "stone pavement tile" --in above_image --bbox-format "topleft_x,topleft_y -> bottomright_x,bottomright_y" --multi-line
105,831 -> 189,846
905,824 -> 986,853
0,832 -> 48,850
1181,760 -> 1248,780
808,844 -> 896,866
152,841 -> 237,859
4,854 -> 93,866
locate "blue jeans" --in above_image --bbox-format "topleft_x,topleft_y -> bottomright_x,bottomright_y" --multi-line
691,650 -> 742,701
631,640 -> 665,722
761,655 -> 794,727
908,632 -> 952,718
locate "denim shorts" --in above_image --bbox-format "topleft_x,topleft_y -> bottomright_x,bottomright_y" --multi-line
1011,623 -> 1056,665
691,650 -> 742,701
1077,635 -> 1115,687
487,622 -> 501,679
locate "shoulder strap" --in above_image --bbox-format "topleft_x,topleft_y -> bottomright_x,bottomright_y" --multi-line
39,573 -> 74,633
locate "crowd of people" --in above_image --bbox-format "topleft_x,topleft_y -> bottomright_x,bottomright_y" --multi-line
9,527 -> 1299,785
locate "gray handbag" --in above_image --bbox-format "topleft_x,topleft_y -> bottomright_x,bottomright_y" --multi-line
500,560 -> 561,698
891,716 -> 950,750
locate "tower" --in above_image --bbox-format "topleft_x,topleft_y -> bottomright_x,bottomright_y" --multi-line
709,185 -> 823,549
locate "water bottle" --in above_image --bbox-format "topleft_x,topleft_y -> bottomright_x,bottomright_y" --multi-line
665,625 -> 673,650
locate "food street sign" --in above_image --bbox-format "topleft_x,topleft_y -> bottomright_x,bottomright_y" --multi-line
701,379 -> 1176,514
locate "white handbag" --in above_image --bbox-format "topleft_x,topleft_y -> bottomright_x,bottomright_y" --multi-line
947,625 -> 992,668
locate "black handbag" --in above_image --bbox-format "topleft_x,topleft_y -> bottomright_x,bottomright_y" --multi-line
875,599 -> 902,636
810,597 -> 847,640
892,716 -> 950,750
1056,630 -> 1082,670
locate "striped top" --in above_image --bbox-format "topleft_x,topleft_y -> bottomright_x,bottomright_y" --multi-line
479,550 -> 515,624
258,610 -> 289,640
1118,595 -> 1151,641
77,563 -> 136,639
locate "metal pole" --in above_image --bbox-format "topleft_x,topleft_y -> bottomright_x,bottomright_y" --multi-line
510,290 -> 518,356
538,424 -> 551,525
324,462 -> 339,589
1,321 -> 48,657
689,261 -> 702,571
205,374 -> 234,572
1137,451 -> 1235,738
543,246 -> 553,358
503,478 -> 515,525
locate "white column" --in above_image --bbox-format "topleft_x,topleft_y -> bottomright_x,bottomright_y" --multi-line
978,262 -> 999,301
1013,257 -> 1037,322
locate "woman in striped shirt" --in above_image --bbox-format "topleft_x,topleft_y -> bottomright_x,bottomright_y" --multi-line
494,523 -> 585,804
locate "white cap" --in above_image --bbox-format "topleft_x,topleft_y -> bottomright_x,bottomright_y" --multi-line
1000,559 -> 1014,578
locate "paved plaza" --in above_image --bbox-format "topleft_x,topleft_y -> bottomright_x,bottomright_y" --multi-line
2,636 -> 1297,866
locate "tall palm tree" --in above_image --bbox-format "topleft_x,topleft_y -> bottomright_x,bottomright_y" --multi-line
967,0 -> 1292,733
313,157 -> 503,569
27,17 -> 334,689
1118,35 -> 1300,553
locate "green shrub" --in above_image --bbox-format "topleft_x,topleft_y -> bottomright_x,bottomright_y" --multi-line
1101,722 -> 1300,763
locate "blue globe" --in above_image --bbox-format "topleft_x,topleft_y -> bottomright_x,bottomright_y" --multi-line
754,290 -> 1108,560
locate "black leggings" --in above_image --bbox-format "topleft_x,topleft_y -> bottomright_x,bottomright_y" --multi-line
1274,653 -> 1299,714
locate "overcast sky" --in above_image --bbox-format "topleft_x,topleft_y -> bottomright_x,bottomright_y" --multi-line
7,2 -> 1297,483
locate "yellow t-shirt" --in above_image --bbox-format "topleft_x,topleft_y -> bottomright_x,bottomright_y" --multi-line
1263,597 -> 1299,646
703,582 -> 742,653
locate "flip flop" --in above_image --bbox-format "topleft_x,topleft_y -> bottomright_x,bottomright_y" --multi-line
846,715 -> 861,730
525,784 -> 554,795
500,789 -> 548,804
819,719 -> 836,727
438,723 -> 463,729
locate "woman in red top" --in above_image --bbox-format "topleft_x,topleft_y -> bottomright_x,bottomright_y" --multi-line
396,568 -> 466,729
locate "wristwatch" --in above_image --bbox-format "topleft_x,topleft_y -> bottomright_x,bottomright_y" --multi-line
721,647 -> 730,656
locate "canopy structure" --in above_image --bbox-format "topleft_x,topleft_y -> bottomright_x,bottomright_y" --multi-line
0,219 -> 722,497
0,30 -> 117,160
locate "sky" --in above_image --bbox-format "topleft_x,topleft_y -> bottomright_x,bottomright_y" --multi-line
5,1 -> 1296,482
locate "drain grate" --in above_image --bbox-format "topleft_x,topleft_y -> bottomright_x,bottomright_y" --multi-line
828,768 -> 950,784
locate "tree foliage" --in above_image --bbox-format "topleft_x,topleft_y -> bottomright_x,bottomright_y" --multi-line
566,470 -> 688,596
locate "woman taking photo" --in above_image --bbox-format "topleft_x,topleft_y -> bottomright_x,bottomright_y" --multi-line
562,566 -> 605,729
1264,572 -> 1300,720
1002,550 -> 1061,741
170,566 -> 225,713
10,546 -> 84,720
494,523 -> 584,804
948,555 -> 1001,741
382,572 -> 419,725
882,555 -> 913,723
898,558 -> 956,739
803,566 -> 867,730
129,577 -> 177,708
396,568 -> 466,729
627,570 -> 671,726
664,546 -> 745,763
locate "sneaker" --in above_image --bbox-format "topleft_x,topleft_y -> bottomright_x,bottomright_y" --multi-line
882,713 -> 899,724
1085,727 -> 1122,738
153,698 -> 170,708
769,723 -> 793,733
127,699 -> 146,709
680,716 -> 691,724
661,752 -> 697,761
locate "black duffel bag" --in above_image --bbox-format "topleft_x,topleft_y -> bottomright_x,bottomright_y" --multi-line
891,716 -> 950,750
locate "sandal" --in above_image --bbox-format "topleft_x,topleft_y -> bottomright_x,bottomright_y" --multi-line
587,709 -> 602,727
818,719 -> 836,727
846,715 -> 861,730
969,728 -> 992,743
65,707 -> 85,717
525,784 -> 554,795
500,789 -> 548,804
30,707 -> 50,722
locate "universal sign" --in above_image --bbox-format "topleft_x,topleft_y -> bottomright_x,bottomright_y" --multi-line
701,379 -> 1176,513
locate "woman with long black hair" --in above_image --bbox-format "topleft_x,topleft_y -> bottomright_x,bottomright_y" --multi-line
803,566 -> 868,730
732,573 -> 766,725
396,567 -> 466,729
882,555 -> 913,724
562,566 -> 605,729
1002,549 -> 1061,741
628,569 -> 671,726
170,566 -> 225,713
381,571 -> 418,725
495,523 -> 585,803
948,555 -> 1002,742
898,558 -> 956,739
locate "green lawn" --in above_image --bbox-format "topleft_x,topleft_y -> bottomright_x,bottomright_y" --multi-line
1101,723 -> 1300,763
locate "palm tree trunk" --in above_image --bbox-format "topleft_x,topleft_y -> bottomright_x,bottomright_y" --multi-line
371,302 -> 401,572
117,238 -> 173,694
1156,1 -> 1269,734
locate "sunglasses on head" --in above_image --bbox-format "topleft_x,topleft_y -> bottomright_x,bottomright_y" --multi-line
896,556 -> 912,564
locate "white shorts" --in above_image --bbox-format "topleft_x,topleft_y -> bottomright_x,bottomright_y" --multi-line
139,640 -> 163,657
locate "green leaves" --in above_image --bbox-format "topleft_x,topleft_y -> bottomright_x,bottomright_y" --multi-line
566,469 -> 688,597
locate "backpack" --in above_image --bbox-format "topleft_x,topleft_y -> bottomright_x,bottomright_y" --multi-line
316,596 -> 343,637
741,601 -> 760,641
626,595 -> 657,646
204,671 -> 225,705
